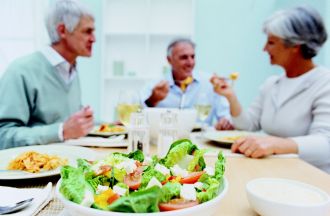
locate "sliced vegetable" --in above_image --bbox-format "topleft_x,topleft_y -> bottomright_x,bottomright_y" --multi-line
159,198 -> 199,211
180,171 -> 205,184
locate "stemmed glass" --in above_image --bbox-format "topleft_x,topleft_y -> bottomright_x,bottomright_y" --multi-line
194,92 -> 212,138
116,91 -> 142,127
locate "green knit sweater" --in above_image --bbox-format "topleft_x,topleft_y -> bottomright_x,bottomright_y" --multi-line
0,52 -> 81,149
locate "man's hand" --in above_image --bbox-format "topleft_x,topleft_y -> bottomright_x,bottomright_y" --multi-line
63,106 -> 94,140
145,80 -> 169,107
215,118 -> 235,130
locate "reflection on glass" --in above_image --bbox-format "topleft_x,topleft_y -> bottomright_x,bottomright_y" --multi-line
117,91 -> 141,126
194,92 -> 212,137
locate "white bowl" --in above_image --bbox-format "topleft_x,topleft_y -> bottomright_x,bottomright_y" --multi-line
56,178 -> 227,216
246,178 -> 330,216
143,108 -> 197,143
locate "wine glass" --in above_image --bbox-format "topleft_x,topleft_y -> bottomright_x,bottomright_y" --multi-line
116,91 -> 142,126
194,92 -> 212,137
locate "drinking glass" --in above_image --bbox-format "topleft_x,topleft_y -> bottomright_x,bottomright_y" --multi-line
116,91 -> 142,126
194,92 -> 212,137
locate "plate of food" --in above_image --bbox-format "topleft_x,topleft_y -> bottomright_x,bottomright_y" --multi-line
204,130 -> 263,145
56,139 -> 227,215
88,123 -> 127,138
0,145 -> 97,180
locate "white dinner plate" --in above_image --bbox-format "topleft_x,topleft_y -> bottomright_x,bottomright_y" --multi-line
0,145 -> 97,180
63,136 -> 128,148
204,130 -> 263,145
88,125 -> 127,138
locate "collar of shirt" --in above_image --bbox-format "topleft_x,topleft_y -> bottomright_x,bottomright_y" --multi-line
40,46 -> 77,85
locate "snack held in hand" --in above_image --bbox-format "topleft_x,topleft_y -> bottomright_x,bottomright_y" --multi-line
59,139 -> 226,213
229,72 -> 239,81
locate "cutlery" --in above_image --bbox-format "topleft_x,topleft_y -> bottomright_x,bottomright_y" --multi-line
0,198 -> 33,214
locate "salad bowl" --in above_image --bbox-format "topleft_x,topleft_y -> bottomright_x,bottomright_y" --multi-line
56,139 -> 228,216
56,178 -> 227,216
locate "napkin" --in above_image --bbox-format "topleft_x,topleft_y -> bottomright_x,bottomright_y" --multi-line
0,182 -> 53,216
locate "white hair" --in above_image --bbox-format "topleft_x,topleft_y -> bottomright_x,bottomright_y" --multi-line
46,0 -> 94,44
167,38 -> 196,57
263,5 -> 327,59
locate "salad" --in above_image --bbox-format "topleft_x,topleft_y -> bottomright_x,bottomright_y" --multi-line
59,139 -> 226,213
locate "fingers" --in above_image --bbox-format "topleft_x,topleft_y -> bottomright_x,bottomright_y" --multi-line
215,118 -> 234,130
231,137 -> 257,157
63,106 -> 94,140
231,137 -> 246,153
156,80 -> 169,89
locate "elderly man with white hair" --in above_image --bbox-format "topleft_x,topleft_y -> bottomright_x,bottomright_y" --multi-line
0,0 -> 96,149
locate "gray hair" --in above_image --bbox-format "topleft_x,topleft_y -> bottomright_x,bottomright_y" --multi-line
167,38 -> 196,57
263,5 -> 327,59
46,0 -> 94,44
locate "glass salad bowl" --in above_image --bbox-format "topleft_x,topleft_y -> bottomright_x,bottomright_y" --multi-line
56,139 -> 228,216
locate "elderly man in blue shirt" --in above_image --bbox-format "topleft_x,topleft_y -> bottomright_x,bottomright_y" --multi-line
142,38 -> 233,129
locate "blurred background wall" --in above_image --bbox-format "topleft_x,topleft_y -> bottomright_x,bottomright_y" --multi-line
1,0 -> 329,121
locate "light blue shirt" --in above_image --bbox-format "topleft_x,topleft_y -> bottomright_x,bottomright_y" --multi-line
141,71 -> 230,125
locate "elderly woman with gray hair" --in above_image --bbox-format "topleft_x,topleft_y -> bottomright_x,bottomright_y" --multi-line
212,5 -> 330,173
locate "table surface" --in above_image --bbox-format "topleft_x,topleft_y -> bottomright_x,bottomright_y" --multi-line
1,133 -> 330,216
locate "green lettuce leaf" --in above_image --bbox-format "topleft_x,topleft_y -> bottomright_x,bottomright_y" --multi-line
141,168 -> 166,188
214,151 -> 226,180
159,182 -> 181,203
60,166 -> 94,205
187,149 -> 207,171
197,177 -> 220,203
108,186 -> 161,213
163,139 -> 197,167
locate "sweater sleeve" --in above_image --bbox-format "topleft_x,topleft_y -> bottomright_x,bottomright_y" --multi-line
0,64 -> 61,149
292,81 -> 330,167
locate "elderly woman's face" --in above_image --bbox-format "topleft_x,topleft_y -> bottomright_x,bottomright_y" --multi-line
263,34 -> 296,68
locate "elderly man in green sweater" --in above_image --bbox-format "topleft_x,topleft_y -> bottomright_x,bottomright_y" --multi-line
0,0 -> 96,149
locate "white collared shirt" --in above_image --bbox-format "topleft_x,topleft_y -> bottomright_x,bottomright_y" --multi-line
40,46 -> 77,85
40,46 -> 78,141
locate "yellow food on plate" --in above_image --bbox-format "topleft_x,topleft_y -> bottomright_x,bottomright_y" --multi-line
221,135 -> 242,142
97,124 -> 125,133
7,151 -> 68,173
229,72 -> 239,81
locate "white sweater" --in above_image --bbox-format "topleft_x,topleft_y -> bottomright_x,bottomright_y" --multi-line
233,66 -> 330,173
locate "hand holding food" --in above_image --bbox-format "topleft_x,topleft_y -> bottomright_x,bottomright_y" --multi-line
146,80 -> 170,107
59,139 -> 226,213
63,106 -> 94,140
210,74 -> 235,99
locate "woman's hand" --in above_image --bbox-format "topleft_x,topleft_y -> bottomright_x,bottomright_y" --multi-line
231,135 -> 298,158
210,74 -> 235,99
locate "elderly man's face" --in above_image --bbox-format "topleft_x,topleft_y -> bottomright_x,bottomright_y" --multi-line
65,16 -> 96,57
168,42 -> 195,81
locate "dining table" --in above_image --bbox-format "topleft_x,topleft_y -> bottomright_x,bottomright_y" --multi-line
1,132 -> 330,216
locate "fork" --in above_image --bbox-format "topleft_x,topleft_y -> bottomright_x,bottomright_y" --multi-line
0,198 -> 33,214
